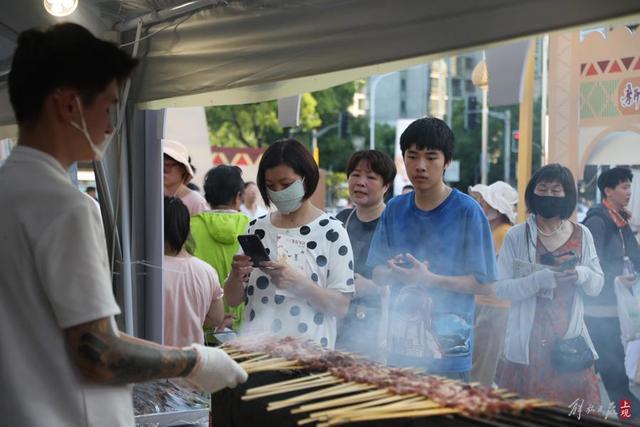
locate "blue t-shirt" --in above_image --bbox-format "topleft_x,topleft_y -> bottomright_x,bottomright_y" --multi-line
367,188 -> 496,373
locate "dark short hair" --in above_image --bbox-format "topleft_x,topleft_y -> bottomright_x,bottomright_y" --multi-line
257,139 -> 319,207
85,186 -> 96,192
203,165 -> 244,207
346,150 -> 396,187
525,164 -> 577,219
164,196 -> 190,253
399,117 -> 454,163
244,181 -> 257,189
597,167 -> 633,198
8,23 -> 138,125
402,184 -> 415,192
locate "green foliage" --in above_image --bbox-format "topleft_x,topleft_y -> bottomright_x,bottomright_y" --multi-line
205,83 -> 355,149
448,99 -> 542,191
206,94 -> 320,147
325,171 -> 349,206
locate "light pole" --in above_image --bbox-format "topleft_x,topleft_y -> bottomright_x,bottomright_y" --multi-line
368,73 -> 394,150
311,123 -> 339,164
472,58 -> 489,184
466,109 -> 512,185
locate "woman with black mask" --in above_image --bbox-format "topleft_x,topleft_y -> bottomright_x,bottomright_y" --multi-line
494,164 -> 604,406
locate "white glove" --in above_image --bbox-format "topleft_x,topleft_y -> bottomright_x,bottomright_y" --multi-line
184,344 -> 248,393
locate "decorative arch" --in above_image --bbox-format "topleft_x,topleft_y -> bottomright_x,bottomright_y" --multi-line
578,125 -> 640,178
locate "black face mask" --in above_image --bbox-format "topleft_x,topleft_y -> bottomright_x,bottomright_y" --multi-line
533,194 -> 567,218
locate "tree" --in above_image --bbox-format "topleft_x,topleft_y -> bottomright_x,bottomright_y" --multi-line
206,93 -> 320,148
449,98 -> 542,192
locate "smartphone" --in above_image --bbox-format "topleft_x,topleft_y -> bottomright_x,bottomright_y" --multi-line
237,234 -> 271,267
394,255 -> 412,269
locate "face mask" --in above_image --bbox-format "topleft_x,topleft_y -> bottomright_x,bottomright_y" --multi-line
267,179 -> 305,214
533,194 -> 567,218
70,97 -> 113,160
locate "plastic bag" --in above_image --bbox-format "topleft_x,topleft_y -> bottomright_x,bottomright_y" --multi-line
614,278 -> 640,344
625,339 -> 640,382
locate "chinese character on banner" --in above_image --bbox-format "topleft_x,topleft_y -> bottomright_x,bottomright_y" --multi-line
619,399 -> 631,419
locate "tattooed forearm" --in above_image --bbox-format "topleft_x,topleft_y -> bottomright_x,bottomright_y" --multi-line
65,317 -> 197,384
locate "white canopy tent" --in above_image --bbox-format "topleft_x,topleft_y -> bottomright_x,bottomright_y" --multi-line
0,0 -> 638,341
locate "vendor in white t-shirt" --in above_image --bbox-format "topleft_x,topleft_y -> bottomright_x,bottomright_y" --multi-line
163,139 -> 209,216
0,23 -> 245,427
225,139 -> 354,349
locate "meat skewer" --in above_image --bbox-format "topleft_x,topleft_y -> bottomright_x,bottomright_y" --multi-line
224,335 -> 552,419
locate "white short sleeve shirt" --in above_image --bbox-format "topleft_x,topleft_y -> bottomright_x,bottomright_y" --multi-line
241,212 -> 354,349
0,146 -> 133,427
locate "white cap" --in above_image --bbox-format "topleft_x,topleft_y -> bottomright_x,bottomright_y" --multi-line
469,181 -> 518,224
162,139 -> 195,178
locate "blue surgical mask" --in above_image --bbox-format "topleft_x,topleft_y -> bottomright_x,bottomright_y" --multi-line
267,179 -> 305,214
70,97 -> 113,160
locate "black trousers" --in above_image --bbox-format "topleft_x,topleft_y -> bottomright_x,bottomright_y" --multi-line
585,315 -> 640,409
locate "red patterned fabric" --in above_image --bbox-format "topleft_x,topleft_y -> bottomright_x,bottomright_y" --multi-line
603,198 -> 631,229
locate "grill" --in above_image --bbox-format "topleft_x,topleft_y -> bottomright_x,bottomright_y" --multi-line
213,371 -> 630,427
212,337 -> 633,426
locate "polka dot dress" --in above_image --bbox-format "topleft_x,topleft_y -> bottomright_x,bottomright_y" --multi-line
241,213 -> 354,349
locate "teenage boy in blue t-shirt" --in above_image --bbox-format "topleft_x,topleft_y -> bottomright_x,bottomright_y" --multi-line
367,117 -> 496,380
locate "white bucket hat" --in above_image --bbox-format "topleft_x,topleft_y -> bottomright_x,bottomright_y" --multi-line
162,139 -> 194,179
469,180 -> 518,224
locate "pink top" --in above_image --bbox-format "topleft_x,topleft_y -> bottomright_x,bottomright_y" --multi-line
181,190 -> 209,216
163,255 -> 223,347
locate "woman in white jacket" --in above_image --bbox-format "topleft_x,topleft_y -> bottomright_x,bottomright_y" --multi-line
495,164 -> 603,406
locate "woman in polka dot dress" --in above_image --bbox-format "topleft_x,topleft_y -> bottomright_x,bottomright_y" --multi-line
225,139 -> 355,349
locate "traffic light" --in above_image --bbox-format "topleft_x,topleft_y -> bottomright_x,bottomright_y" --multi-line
339,112 -> 350,139
466,96 -> 477,130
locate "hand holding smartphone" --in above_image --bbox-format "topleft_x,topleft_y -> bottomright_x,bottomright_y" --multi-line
393,254 -> 413,269
237,234 -> 271,267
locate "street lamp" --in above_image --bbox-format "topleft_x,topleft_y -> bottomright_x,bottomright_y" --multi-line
368,73 -> 394,150
472,58 -> 489,185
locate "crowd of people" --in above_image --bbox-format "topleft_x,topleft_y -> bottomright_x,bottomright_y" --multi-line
3,21 -> 640,426
163,115 -> 640,415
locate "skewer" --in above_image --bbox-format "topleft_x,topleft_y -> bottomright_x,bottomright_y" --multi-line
227,351 -> 267,360
241,357 -> 303,373
296,393 -> 413,425
244,363 -> 304,374
512,398 -> 553,409
240,356 -> 289,367
500,392 -> 518,399
326,396 -> 435,417
237,354 -> 271,365
246,373 -> 332,395
267,382 -> 376,411
319,407 -> 460,426
242,377 -> 342,401
292,389 -> 398,414
299,395 -> 431,424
